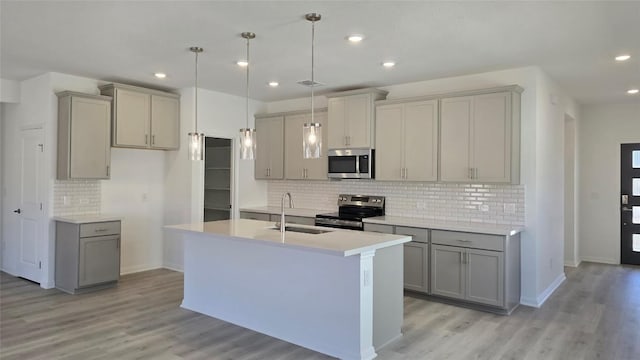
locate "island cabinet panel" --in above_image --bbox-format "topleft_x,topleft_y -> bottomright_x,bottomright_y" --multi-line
99,83 -> 180,150
284,111 -> 328,180
327,89 -> 387,149
364,223 -> 431,294
255,115 -> 284,179
57,92 -> 112,180
466,248 -> 504,307
55,220 -> 121,294
439,87 -> 521,184
376,100 -> 438,181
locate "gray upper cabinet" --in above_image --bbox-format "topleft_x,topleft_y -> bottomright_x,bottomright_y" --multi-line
440,87 -> 522,184
99,83 -> 180,150
284,110 -> 328,180
376,100 -> 438,181
57,91 -> 112,180
255,115 -> 284,179
150,95 -> 180,149
327,89 -> 387,149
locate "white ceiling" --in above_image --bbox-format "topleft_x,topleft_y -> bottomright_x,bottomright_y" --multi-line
1,1 -> 639,104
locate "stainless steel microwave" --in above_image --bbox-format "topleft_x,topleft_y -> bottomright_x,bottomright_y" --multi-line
327,148 -> 374,179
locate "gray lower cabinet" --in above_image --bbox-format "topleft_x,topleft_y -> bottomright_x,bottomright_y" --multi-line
55,220 -> 121,294
239,211 -> 271,221
239,211 -> 315,226
431,230 -> 520,313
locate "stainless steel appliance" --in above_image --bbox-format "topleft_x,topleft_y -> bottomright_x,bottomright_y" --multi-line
327,148 -> 374,179
315,194 -> 385,230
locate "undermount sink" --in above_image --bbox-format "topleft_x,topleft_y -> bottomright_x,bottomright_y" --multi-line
270,225 -> 332,235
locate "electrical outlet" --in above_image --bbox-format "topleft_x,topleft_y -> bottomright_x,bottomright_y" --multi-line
504,203 -> 516,214
479,204 -> 489,212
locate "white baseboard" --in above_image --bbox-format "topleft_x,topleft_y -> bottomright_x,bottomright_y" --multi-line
520,272 -> 566,308
162,263 -> 184,273
580,256 -> 618,265
121,264 -> 163,275
564,259 -> 581,267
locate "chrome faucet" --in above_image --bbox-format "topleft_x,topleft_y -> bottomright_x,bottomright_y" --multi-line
280,192 -> 294,233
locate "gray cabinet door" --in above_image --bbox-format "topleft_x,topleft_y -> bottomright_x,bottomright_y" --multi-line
114,88 -> 150,147
78,235 -> 120,287
404,241 -> 429,293
466,248 -> 504,306
150,95 -> 180,149
69,96 -> 111,179
431,244 -> 465,300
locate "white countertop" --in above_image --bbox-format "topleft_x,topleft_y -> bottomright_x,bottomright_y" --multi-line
166,219 -> 410,257
363,216 -> 523,236
53,215 -> 122,224
240,206 -> 329,218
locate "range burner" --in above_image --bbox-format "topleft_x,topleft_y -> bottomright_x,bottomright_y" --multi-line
315,194 -> 385,230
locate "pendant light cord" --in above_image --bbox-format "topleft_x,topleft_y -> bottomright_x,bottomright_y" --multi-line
194,50 -> 199,133
311,19 -> 315,124
246,37 -> 250,128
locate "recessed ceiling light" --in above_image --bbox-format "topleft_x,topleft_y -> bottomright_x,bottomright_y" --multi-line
154,73 -> 167,79
347,35 -> 364,43
627,88 -> 639,94
237,60 -> 248,67
268,81 -> 279,87
382,61 -> 395,68
615,54 -> 631,61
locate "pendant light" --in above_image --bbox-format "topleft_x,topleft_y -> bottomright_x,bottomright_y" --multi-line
239,32 -> 257,160
303,13 -> 322,159
188,46 -> 205,161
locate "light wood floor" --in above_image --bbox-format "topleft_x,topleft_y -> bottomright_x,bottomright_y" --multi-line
1,262 -> 639,360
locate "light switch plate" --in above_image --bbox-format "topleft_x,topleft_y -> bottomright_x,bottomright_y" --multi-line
504,203 -> 516,214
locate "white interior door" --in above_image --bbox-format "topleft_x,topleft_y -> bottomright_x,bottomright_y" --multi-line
16,128 -> 44,282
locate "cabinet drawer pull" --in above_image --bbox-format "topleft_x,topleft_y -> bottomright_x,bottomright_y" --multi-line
457,239 -> 473,243
95,228 -> 109,232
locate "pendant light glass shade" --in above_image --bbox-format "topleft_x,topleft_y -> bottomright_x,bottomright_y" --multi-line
303,13 -> 322,159
188,132 -> 205,161
239,128 -> 256,160
189,46 -> 204,161
303,122 -> 322,159
239,32 -> 257,160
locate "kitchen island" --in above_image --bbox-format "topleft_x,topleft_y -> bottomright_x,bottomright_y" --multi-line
166,219 -> 411,360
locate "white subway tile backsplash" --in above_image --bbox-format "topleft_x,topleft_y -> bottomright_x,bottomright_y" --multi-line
267,180 -> 524,225
53,180 -> 101,216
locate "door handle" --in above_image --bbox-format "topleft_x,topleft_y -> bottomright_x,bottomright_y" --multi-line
152,135 -> 156,145
13,208 -> 21,214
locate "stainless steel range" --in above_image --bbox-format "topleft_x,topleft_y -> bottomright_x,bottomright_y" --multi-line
315,194 -> 385,231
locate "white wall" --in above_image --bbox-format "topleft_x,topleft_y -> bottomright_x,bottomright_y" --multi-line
1,78 -> 20,103
0,104 -> 4,269
564,114 -> 578,267
162,87 -> 267,270
265,66 -> 579,307
579,102 -> 640,264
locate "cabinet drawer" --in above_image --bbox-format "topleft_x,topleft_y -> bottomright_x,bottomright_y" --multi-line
431,230 -> 504,251
395,226 -> 429,243
80,221 -> 120,238
363,223 -> 394,234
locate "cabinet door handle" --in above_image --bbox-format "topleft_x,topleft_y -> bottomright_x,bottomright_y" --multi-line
468,167 -> 473,179
405,168 -> 408,179
474,168 -> 478,180
145,134 -> 148,145
152,134 -> 155,145
106,166 -> 110,177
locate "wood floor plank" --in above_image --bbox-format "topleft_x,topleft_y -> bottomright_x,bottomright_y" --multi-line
2,263 -> 639,359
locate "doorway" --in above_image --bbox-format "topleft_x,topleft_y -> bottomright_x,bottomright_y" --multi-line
564,114 -> 578,266
15,128 -> 45,282
621,143 -> 640,265
203,137 -> 232,221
